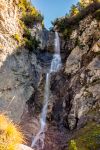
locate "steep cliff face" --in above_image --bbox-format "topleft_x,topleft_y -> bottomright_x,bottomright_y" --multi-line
19,4 -> 100,150
0,0 -> 43,122
53,14 -> 100,130
0,0 -> 20,65
0,0 -> 54,122
0,1 -> 100,150
43,3 -> 100,150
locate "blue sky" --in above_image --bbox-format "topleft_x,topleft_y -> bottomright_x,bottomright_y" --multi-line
32,0 -> 79,29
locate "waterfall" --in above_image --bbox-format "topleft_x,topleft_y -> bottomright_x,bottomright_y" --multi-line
31,32 -> 61,149
31,73 -> 50,149
50,32 -> 61,72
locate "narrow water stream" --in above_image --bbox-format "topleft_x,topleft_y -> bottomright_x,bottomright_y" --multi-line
31,32 -> 62,150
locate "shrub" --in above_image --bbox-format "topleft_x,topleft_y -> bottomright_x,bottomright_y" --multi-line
22,14 -> 36,27
24,37 -> 40,51
22,12 -> 43,28
94,9 -> 100,20
23,28 -> 31,39
70,5 -> 79,16
12,34 -> 21,43
62,28 -> 73,39
18,0 -> 30,11
69,140 -> 78,150
18,0 -> 43,28
0,114 -> 24,150
19,20 -> 26,30
80,0 -> 100,7
17,0 -> 43,51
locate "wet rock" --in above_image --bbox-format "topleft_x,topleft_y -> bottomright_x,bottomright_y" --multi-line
31,27 -> 55,52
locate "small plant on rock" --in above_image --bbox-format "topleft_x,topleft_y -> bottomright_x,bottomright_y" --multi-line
69,140 -> 78,150
12,34 -> 21,43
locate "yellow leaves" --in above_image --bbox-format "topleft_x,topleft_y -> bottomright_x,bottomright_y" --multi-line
70,6 -> 79,16
12,34 -> 21,43
31,8 -> 38,16
72,8 -> 79,15
80,0 -> 100,7
69,140 -> 78,150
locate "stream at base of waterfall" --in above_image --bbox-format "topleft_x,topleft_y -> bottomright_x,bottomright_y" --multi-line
31,32 -> 62,150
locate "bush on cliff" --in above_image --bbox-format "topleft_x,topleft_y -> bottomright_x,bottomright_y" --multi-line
24,37 -> 40,52
22,27 -> 40,51
52,1 -> 100,39
12,34 -> 21,43
80,0 -> 100,7
0,114 -> 24,150
17,0 -> 42,51
18,0 -> 43,27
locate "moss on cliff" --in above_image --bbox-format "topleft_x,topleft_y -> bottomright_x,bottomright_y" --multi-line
69,122 -> 100,150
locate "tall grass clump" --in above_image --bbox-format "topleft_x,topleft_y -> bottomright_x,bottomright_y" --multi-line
0,114 -> 24,150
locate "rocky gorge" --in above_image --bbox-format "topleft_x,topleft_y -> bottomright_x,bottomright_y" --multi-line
0,0 -> 100,150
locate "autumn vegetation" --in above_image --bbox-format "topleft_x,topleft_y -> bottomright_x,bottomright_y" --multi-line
0,114 -> 24,150
12,0 -> 43,51
52,0 -> 100,39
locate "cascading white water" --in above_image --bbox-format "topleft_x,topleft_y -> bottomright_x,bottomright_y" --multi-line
31,73 -> 50,149
50,32 -> 61,72
31,32 -> 61,150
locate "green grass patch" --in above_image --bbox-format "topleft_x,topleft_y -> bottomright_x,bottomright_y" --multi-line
68,122 -> 100,150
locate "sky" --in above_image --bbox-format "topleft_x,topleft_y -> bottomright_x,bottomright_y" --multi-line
32,0 -> 79,29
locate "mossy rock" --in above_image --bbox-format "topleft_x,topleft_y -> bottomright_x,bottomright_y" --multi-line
68,122 -> 100,150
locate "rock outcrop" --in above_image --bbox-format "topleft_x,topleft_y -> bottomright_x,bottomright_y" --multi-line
0,0 -> 43,122
54,13 -> 100,130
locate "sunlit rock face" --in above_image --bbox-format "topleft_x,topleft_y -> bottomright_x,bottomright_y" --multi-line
0,0 -> 43,122
0,0 -> 20,67
50,14 -> 100,131
41,8 -> 100,150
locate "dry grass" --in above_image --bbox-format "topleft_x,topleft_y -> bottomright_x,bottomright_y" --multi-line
0,114 -> 24,150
